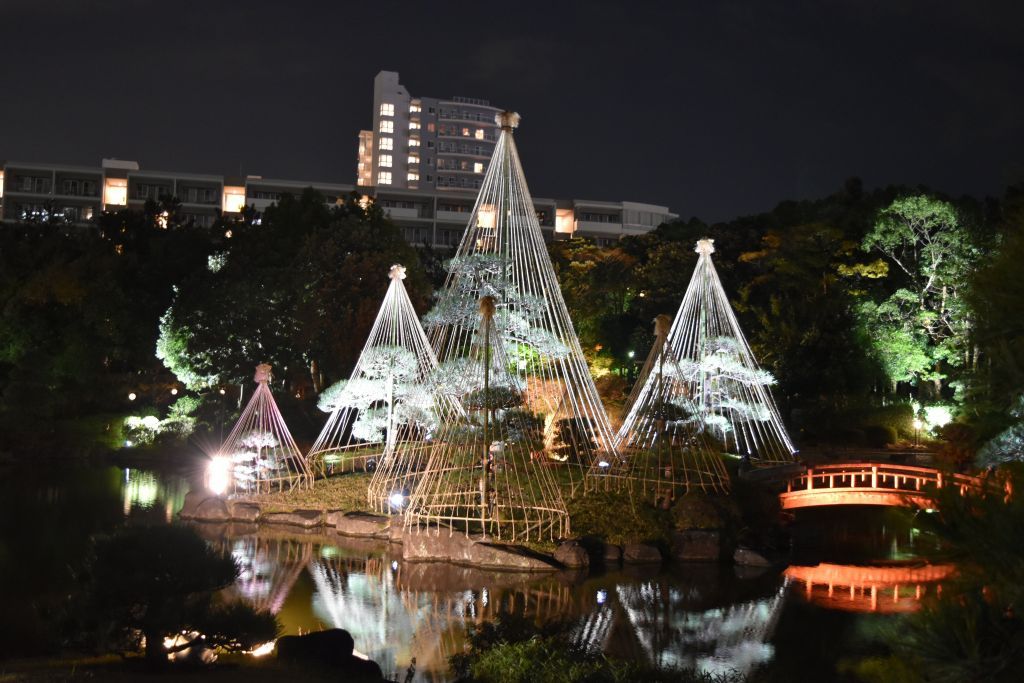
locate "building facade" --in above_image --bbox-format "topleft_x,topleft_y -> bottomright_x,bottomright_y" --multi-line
0,70 -> 676,246
358,70 -> 500,193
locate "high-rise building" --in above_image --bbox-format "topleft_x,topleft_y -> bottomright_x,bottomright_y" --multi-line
357,71 -> 500,193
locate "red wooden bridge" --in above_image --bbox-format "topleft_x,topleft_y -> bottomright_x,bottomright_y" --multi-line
760,462 -> 986,510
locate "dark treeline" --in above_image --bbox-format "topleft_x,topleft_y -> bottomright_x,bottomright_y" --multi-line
1,181 -> 1022,463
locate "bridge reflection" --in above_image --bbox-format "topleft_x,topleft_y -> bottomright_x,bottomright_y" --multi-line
784,562 -> 955,613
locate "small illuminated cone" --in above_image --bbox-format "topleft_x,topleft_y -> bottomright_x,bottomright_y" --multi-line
213,363 -> 311,495
311,264 -> 445,479
603,313 -> 731,500
622,239 -> 795,464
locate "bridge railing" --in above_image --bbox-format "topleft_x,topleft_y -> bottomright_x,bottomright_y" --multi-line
784,463 -> 984,498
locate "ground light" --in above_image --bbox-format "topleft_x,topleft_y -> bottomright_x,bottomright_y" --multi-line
206,456 -> 231,495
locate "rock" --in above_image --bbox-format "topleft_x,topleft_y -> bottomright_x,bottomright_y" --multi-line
262,509 -> 323,528
387,519 -> 405,544
554,541 -> 590,568
227,501 -> 261,523
671,529 -> 721,562
622,543 -> 663,564
604,543 -> 623,565
193,496 -> 230,522
402,527 -> 558,571
328,511 -> 390,538
733,547 -> 772,568
277,628 -> 384,681
178,490 -> 210,519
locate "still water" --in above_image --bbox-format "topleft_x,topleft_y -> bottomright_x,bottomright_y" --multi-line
0,462 -> 944,680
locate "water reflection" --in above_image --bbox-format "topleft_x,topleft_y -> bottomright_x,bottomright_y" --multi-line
121,467 -> 189,521
212,528 -> 788,681
785,562 -> 955,613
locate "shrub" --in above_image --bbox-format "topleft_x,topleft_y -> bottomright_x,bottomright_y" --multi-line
672,493 -> 727,530
863,424 -> 898,448
567,491 -> 670,545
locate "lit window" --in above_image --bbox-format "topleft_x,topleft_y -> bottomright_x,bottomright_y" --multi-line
380,102 -> 394,116
408,172 -> 419,182
474,162 -> 484,173
409,121 -> 421,131
377,171 -> 392,185
379,154 -> 393,168
475,129 -> 485,140
222,186 -> 246,213
379,137 -> 393,150
379,120 -> 393,134
409,155 -> 420,165
462,127 -> 470,136
104,178 -> 128,207
408,138 -> 420,147
410,103 -> 421,113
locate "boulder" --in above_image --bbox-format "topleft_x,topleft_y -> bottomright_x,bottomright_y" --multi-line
227,501 -> 261,523
387,519 -> 405,544
193,496 -> 230,522
622,543 -> 663,564
277,628 -> 384,681
670,529 -> 721,562
402,528 -> 558,571
603,543 -> 623,565
733,546 -> 772,568
262,509 -> 323,528
554,541 -> 590,569
328,511 -> 390,538
178,490 -> 210,519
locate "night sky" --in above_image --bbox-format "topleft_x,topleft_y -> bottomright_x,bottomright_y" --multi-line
2,1 -> 1021,221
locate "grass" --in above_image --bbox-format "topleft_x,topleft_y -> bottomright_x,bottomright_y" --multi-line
237,473 -> 374,513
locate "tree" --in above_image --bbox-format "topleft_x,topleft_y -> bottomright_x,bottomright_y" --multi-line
157,190 -> 428,395
86,525 -> 277,665
860,196 -> 979,399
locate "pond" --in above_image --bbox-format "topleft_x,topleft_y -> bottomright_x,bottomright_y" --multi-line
0,460 -> 946,680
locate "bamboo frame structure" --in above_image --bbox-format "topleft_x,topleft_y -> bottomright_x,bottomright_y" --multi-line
310,264 -> 442,478
600,314 -> 731,500
210,363 -> 312,495
422,111 -> 619,488
398,295 -> 570,542
629,239 -> 796,464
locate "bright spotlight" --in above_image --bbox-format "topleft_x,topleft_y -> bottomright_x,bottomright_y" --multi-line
388,492 -> 407,510
207,456 -> 231,496
128,392 -> 137,401
596,589 -> 608,605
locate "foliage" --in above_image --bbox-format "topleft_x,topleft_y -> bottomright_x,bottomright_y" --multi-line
863,470 -> 1024,682
671,493 -> 732,530
862,424 -> 897,448
858,196 -> 980,396
83,525 -> 277,664
157,190 -> 427,394
976,396 -> 1024,468
451,613 -> 746,683
566,491 -> 670,545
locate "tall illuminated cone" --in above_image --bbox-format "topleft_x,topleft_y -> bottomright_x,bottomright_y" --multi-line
401,296 -> 570,542
423,111 -> 618,481
605,314 -> 731,499
310,264 -> 441,478
625,239 -> 795,464
212,363 -> 311,495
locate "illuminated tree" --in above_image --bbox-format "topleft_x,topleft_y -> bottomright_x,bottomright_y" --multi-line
860,196 -> 979,398
422,112 -> 617,478
309,265 -> 442,476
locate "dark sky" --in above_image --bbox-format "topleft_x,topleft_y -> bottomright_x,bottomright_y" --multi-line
1,0 -> 1022,221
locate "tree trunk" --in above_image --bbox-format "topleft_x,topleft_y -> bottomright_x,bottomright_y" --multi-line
310,358 -> 322,394
144,628 -> 166,668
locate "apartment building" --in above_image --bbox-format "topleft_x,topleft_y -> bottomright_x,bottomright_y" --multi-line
357,70 -> 499,193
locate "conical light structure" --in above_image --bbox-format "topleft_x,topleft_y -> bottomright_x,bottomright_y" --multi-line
605,314 -> 731,499
398,296 -> 570,542
628,239 -> 796,463
423,112 -> 617,482
309,264 -> 440,477
210,364 -> 311,495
